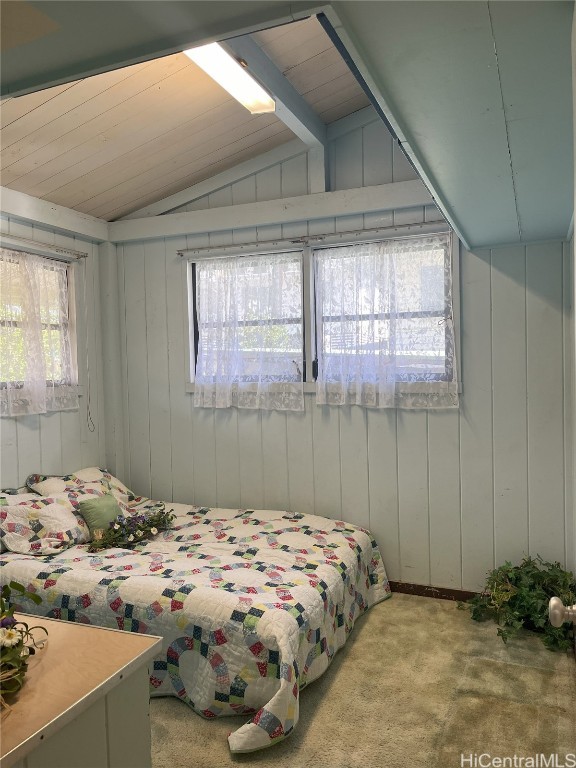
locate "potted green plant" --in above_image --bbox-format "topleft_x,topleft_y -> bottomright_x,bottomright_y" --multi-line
459,555 -> 576,651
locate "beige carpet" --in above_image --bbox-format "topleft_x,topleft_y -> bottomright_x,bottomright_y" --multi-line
150,593 -> 576,768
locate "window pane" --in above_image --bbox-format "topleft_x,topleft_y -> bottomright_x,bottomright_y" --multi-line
0,252 -> 74,385
315,235 -> 452,383
0,260 -> 24,322
42,328 -> 64,381
195,252 -> 303,383
38,264 -> 64,326
0,326 -> 26,381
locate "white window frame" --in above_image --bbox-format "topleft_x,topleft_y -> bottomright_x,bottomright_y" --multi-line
183,222 -> 461,395
0,236 -> 82,394
191,251 -> 305,383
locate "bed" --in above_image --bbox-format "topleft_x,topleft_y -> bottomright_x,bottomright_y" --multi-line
0,468 -> 391,753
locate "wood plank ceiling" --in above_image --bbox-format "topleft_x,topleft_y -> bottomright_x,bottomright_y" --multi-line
0,16 -> 369,222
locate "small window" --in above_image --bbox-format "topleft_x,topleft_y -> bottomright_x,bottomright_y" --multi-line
191,252 -> 304,410
313,233 -> 458,408
0,248 -> 78,417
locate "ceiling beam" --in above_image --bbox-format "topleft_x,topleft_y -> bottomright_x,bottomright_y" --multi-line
222,35 -> 327,149
319,5 -> 472,251
222,35 -> 328,192
0,187 -> 109,242
108,180 -> 433,243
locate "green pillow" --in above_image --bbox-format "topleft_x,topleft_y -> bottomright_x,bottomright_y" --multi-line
78,493 -> 122,536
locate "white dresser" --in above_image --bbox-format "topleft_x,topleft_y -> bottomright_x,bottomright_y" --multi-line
1,614 -> 162,768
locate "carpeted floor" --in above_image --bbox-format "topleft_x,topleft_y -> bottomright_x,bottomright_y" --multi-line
150,593 -> 576,768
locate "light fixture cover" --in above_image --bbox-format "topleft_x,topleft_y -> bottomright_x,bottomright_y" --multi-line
184,43 -> 275,115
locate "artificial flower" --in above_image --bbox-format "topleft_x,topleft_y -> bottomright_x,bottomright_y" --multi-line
1,581 -> 47,708
0,627 -> 21,648
87,504 -> 174,552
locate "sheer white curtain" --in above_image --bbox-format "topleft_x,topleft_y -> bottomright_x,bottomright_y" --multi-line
314,233 -> 458,409
0,249 -> 79,417
193,252 -> 304,411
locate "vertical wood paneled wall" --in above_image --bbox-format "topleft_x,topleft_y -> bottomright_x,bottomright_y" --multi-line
0,215 -> 106,488
107,110 -> 573,591
114,233 -> 571,593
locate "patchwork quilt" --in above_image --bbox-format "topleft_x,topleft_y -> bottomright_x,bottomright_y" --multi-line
0,501 -> 391,752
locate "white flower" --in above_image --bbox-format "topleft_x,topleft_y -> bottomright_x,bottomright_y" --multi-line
136,530 -> 143,537
150,527 -> 158,535
0,627 -> 21,647
113,523 -> 120,530
127,534 -> 134,542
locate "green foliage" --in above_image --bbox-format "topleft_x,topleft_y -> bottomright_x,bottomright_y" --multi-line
459,555 -> 576,652
240,323 -> 295,353
88,503 -> 175,552
1,581 -> 47,707
1,580 -> 42,614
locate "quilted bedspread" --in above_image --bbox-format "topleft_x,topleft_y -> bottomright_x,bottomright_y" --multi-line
0,502 -> 390,752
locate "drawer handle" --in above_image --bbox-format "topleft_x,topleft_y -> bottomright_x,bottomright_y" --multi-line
548,597 -> 576,627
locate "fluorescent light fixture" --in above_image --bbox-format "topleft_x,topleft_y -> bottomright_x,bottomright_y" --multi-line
184,42 -> 275,115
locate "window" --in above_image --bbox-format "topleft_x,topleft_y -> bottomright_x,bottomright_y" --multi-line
192,252 -> 304,410
188,230 -> 458,411
0,248 -> 78,417
314,233 -> 458,408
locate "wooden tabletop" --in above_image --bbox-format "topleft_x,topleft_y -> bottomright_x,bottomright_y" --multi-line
1,614 -> 162,764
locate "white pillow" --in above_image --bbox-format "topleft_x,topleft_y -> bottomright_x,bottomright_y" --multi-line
74,467 -> 134,502
72,467 -> 105,482
26,468 -> 135,504
0,501 -> 84,555
29,477 -> 69,496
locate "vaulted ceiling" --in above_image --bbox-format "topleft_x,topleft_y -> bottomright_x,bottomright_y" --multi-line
1,16 -> 368,221
1,1 -> 573,249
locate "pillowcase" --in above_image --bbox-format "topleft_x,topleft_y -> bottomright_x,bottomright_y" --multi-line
0,501 -> 84,555
58,489 -> 130,542
74,468 -> 135,504
77,493 -> 122,536
26,468 -> 135,504
10,493 -> 94,545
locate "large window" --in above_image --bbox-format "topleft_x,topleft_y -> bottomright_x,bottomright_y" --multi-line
188,231 -> 458,411
0,248 -> 78,417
